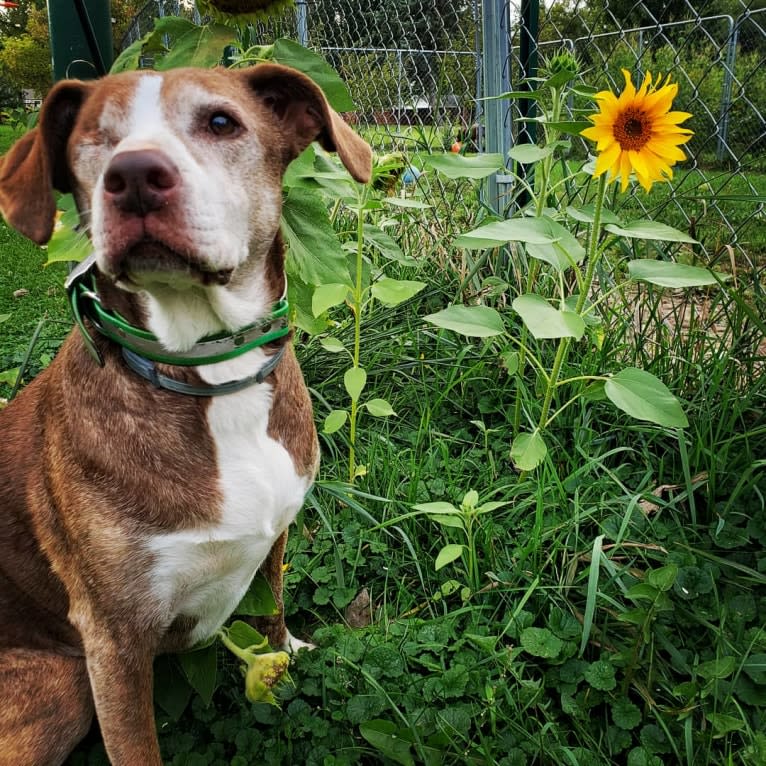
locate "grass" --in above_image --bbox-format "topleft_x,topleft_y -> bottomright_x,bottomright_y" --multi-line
0,125 -> 71,391
1,122 -> 765,765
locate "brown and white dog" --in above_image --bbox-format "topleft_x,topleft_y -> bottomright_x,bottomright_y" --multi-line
0,64 -> 371,765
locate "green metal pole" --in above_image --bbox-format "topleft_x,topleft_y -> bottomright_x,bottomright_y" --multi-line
47,0 -> 113,81
516,0 -> 539,209
481,0 -> 512,214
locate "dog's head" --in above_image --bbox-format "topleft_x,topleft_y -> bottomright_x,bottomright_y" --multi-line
0,64 -> 370,311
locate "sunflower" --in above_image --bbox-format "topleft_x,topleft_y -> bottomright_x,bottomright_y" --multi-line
581,69 -> 693,192
195,0 -> 295,23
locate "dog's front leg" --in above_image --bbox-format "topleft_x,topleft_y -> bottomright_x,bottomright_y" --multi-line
82,634 -> 162,765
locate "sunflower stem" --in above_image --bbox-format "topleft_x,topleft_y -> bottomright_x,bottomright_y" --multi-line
535,173 -> 608,435
512,86 -> 565,435
348,186 -> 367,483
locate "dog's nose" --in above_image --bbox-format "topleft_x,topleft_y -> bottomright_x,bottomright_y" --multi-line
103,150 -> 180,215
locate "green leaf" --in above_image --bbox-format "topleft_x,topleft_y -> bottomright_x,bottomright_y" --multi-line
706,712 -> 745,737
461,489 -> 479,510
234,572 -> 279,617
572,85 -> 599,97
696,656 -> 736,680
272,39 -> 354,112
413,500 -> 456,512
626,583 -> 660,602
512,294 -> 585,340
508,144 -> 554,163
425,152 -> 505,180
0,368 -> 19,385
520,627 -> 564,659
501,350 -> 519,375
585,660 -> 617,691
628,259 -> 727,288
612,698 -> 642,730
566,204 -> 622,225
371,278 -> 426,307
465,633 -> 499,654
435,543 -> 465,571
344,367 -> 367,402
46,194 -> 90,264
382,197 -> 432,210
742,654 -> 766,684
533,119 -> 592,136
476,501 -> 509,515
454,217 -> 556,250
152,15 -> 201,38
178,642 -> 217,707
363,224 -> 415,265
564,295 -> 602,326
286,147 -> 357,198
319,336 -> 346,353
617,607 -> 649,626
365,398 -> 396,417
153,655 -> 192,721
424,305 -> 505,337
226,620 -> 267,650
510,430 -> 547,471
605,220 -> 697,244
323,409 -> 347,434
157,23 -> 237,70
110,36 -> 145,73
646,564 -> 678,592
287,272 -> 328,335
604,368 -> 688,428
485,89 -> 541,101
282,188 -> 350,287
525,216 -> 586,270
359,720 -> 415,766
426,514 -> 465,530
312,283 -> 349,317
544,69 -> 578,88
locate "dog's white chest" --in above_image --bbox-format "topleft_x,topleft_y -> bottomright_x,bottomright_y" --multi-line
147,361 -> 310,646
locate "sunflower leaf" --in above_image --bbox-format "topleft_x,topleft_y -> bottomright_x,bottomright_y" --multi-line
604,368 -> 688,428
628,260 -> 727,288
512,294 -> 585,340
605,221 -> 697,244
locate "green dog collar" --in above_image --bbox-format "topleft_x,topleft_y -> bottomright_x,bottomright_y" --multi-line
66,256 -> 290,368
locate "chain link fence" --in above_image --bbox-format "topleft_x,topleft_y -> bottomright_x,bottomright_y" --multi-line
123,0 -> 765,264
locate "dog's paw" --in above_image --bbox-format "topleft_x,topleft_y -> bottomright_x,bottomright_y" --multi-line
286,632 -> 316,654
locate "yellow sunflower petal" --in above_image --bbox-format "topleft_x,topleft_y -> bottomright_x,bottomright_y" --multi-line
619,151 -> 633,192
635,171 -> 654,192
594,142 -> 621,177
628,149 -> 649,180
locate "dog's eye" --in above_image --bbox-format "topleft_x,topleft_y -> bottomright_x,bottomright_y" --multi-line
209,112 -> 239,137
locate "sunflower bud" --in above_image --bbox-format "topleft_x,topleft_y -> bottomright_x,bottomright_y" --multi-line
196,0 -> 295,23
547,50 -> 579,78
244,650 -> 290,705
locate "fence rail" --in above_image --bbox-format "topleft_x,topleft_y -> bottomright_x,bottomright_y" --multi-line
123,0 -> 766,263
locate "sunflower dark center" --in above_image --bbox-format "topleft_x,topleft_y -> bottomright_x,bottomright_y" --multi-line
614,108 -> 651,151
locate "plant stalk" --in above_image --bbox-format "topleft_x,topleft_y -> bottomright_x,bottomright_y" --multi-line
536,173 -> 608,433
348,192 -> 366,482
512,87 -> 564,434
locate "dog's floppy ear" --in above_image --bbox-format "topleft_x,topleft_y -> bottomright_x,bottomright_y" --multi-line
0,81 -> 92,244
243,63 -> 372,184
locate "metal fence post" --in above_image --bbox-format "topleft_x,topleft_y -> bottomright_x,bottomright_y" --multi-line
717,15 -> 737,162
481,0 -> 512,213
47,0 -> 113,81
296,0 -> 308,48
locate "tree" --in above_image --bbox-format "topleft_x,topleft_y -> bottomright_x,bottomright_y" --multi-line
0,4 -> 51,97
0,0 -> 45,39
